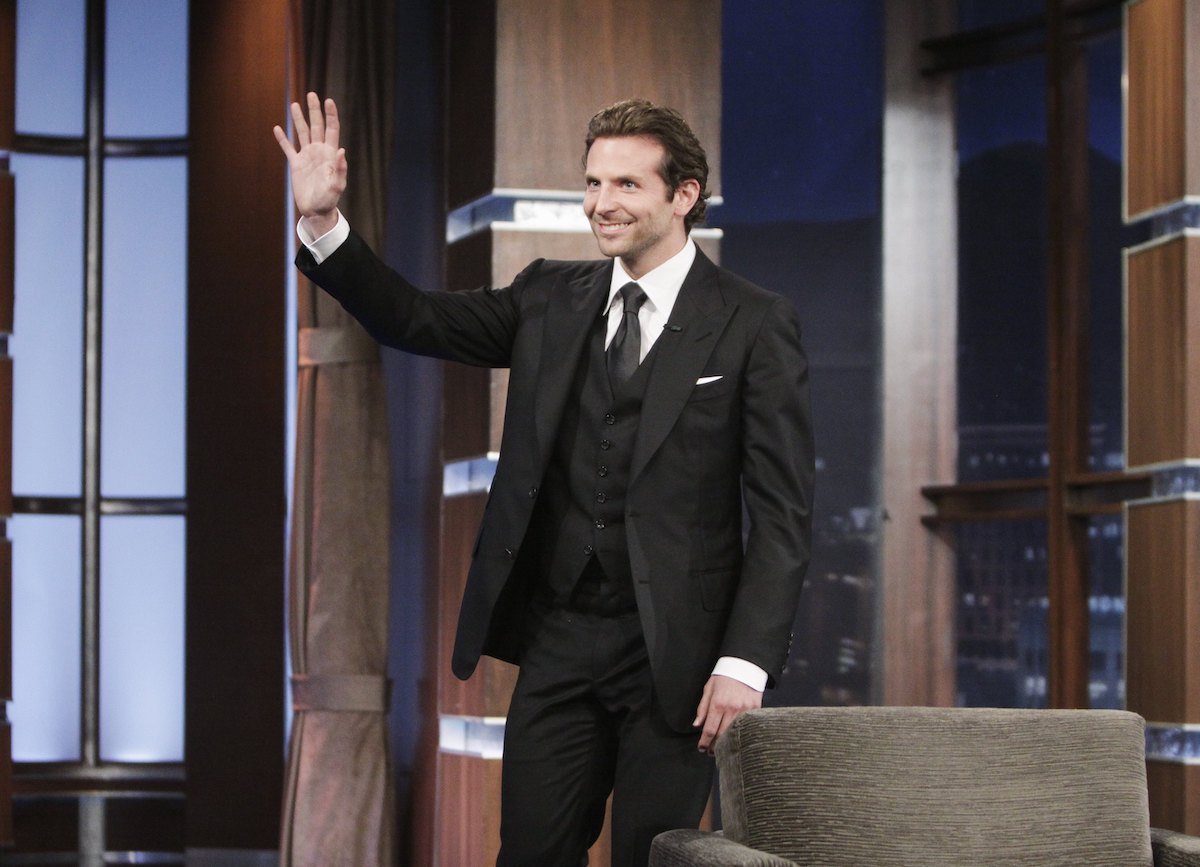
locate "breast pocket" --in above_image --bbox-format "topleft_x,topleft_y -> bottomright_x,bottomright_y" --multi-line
688,375 -> 737,403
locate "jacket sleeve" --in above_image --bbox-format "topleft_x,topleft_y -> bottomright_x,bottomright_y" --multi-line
720,295 -> 814,684
297,227 -> 539,368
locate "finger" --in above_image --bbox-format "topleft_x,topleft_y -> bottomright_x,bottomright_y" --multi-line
307,91 -> 325,144
699,711 -> 723,754
290,100 -> 310,146
272,125 -> 298,161
692,681 -> 713,728
324,98 -> 341,152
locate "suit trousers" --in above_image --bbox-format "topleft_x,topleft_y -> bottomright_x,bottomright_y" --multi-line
496,600 -> 714,867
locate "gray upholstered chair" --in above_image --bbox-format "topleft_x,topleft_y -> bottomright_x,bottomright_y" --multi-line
650,706 -> 1200,867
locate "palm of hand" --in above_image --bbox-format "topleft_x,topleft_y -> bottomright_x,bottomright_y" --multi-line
291,143 -> 346,216
273,93 -> 347,221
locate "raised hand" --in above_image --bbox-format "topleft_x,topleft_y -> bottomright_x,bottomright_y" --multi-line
273,92 -> 347,236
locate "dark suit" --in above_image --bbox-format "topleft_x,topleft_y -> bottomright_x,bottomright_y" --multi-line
299,230 -> 813,863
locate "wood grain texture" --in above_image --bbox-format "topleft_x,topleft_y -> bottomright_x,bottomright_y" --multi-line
186,0 -> 288,847
880,0 -> 958,707
1125,499 -> 1200,723
1125,0 -> 1189,217
448,0 -> 721,207
1126,236 -> 1200,467
1124,0 -> 1200,216
1146,761 -> 1200,835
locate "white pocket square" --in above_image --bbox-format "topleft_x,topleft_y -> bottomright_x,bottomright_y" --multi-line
696,375 -> 723,385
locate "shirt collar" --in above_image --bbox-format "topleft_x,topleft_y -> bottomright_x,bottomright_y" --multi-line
607,238 -> 697,316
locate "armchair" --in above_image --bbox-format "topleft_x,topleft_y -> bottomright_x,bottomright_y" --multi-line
650,706 -> 1200,866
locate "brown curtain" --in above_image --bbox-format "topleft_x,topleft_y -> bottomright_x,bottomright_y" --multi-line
280,0 -> 396,863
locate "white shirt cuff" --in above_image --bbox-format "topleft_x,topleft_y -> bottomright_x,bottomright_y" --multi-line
712,656 -> 768,692
297,210 -> 350,264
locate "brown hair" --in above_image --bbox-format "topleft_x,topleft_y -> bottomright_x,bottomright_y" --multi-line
584,98 -> 711,232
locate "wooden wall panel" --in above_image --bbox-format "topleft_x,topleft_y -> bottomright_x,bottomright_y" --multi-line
493,0 -> 721,196
435,753 -> 502,866
448,0 -> 721,206
1147,762 -> 1200,835
1126,0 -> 1188,218
186,0 -> 288,848
440,492 -> 488,716
1126,500 -> 1200,723
1126,235 -> 1200,468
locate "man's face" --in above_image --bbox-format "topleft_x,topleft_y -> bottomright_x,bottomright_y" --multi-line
583,135 -> 691,279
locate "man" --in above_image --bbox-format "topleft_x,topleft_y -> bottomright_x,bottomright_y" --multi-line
274,93 -> 813,866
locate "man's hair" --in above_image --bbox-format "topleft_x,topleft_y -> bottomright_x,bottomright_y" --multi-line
584,98 -> 711,232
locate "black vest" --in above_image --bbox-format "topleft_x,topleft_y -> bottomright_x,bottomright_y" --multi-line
529,310 -> 658,611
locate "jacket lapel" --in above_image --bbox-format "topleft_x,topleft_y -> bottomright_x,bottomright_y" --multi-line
631,250 -> 735,485
533,262 -> 612,463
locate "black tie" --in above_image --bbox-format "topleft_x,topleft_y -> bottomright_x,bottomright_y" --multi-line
607,282 -> 647,386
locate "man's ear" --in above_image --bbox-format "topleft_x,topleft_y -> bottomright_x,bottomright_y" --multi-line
673,178 -> 701,217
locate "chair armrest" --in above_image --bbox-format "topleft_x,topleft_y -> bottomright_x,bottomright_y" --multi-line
649,829 -> 799,866
1153,827 -> 1200,867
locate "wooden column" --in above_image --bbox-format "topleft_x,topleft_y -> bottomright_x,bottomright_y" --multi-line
1123,0 -> 1200,834
185,0 -> 288,850
880,0 -> 958,707
431,2 -> 721,862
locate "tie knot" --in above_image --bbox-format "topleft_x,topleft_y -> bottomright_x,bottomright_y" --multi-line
619,282 -> 647,314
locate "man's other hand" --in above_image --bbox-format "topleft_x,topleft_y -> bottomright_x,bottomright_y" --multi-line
273,92 -> 347,236
692,674 -> 762,755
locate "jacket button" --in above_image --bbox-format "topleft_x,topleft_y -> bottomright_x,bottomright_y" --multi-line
583,545 -> 594,556
504,546 -> 516,559
603,413 -> 615,425
528,486 -> 538,498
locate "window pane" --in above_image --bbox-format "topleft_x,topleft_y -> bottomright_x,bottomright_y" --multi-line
100,516 -> 184,761
12,154 -> 84,497
1088,515 -> 1124,709
11,515 -> 82,761
958,0 -> 1044,30
1088,32 -> 1140,472
15,0 -> 86,136
101,157 -> 187,498
957,56 -> 1048,482
956,520 -> 1048,708
105,0 -> 189,137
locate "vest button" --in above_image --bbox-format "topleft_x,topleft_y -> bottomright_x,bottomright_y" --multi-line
597,466 -> 609,477
600,439 -> 612,450
528,486 -> 538,498
596,492 -> 607,503
594,519 -> 606,530
603,413 -> 616,425
583,545 -> 594,556
504,546 -> 516,559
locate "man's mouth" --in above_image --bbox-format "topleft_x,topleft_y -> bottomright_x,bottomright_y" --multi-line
596,221 -> 631,235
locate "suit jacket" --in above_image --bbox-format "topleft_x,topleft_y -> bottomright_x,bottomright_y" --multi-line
299,231 -> 814,732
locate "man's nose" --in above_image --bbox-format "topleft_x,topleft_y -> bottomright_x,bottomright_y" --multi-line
593,184 -> 614,214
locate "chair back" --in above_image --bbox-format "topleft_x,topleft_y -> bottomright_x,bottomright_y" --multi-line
717,706 -> 1153,866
